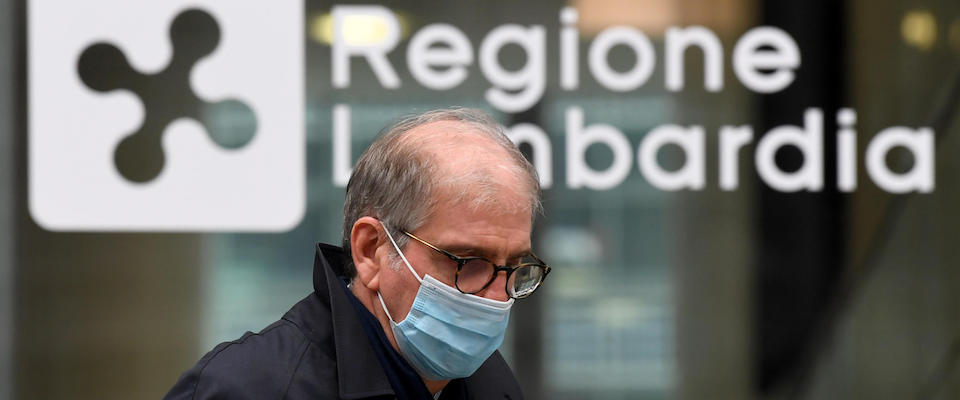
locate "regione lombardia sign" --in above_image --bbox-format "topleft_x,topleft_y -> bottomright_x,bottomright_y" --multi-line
28,1 -> 935,233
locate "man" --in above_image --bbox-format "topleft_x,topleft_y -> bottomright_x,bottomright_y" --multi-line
164,108 -> 551,399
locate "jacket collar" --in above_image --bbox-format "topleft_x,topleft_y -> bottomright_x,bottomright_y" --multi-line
312,243 -> 395,399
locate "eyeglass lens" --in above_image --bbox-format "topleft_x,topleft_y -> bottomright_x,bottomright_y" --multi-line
457,258 -> 546,297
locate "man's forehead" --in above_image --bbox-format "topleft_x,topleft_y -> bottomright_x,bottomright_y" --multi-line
419,199 -> 534,257
433,191 -> 533,218
430,160 -> 532,220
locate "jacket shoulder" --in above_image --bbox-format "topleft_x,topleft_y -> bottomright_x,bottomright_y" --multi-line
164,318 -> 333,400
463,351 -> 525,400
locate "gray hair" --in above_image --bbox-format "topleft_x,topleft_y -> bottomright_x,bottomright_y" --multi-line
341,107 -> 542,279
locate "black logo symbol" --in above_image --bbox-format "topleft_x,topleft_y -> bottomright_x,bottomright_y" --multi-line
78,9 -> 257,183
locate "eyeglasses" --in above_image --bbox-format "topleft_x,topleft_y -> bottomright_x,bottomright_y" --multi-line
403,231 -> 551,299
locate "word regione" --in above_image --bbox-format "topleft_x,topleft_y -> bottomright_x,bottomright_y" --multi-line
329,5 -> 934,193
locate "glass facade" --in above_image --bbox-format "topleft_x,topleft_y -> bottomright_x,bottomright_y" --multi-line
3,0 -> 960,399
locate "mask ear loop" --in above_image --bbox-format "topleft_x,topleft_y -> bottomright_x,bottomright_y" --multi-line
378,223 -> 423,323
382,224 -> 423,283
376,292 -> 397,323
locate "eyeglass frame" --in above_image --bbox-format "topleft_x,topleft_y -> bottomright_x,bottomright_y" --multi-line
401,230 -> 551,299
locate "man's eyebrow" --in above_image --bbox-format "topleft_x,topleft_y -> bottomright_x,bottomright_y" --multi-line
435,243 -> 485,257
437,243 -> 532,260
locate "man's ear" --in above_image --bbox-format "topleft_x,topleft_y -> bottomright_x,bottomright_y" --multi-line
350,216 -> 386,291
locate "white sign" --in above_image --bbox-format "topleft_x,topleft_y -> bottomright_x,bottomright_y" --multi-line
29,0 -> 305,231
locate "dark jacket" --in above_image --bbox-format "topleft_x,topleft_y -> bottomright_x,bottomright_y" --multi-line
164,243 -> 524,399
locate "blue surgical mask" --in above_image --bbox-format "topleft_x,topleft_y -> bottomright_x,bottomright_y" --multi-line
378,227 -> 514,381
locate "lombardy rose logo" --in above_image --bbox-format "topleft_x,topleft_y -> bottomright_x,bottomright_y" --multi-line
29,0 -> 304,231
329,5 -> 934,193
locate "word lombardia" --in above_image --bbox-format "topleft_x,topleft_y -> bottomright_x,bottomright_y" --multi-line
331,5 -> 933,194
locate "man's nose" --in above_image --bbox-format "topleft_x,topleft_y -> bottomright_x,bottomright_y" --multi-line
478,270 -> 510,302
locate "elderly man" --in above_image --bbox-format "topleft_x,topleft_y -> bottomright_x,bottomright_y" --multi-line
165,108 -> 551,399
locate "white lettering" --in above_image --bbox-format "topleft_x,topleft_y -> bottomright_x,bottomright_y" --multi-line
733,27 -> 800,93
331,5 -> 402,89
508,123 -> 554,188
866,127 -> 934,193
406,24 -> 473,90
479,24 -> 547,113
755,108 -> 823,192
665,26 -> 724,92
588,27 -> 656,91
333,104 -> 353,187
565,107 -> 632,190
719,125 -> 754,191
560,7 -> 579,90
837,108 -> 857,192
637,125 -> 706,191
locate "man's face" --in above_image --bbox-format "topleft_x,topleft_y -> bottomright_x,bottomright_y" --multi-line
379,192 -> 532,321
